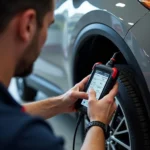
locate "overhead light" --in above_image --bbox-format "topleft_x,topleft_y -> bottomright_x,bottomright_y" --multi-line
128,22 -> 134,26
103,9 -> 107,11
119,17 -> 123,20
139,0 -> 150,9
116,3 -> 126,7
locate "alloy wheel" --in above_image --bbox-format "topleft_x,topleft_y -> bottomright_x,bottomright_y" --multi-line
107,99 -> 131,150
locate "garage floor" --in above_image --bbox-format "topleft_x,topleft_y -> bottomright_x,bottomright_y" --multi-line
9,79 -> 83,150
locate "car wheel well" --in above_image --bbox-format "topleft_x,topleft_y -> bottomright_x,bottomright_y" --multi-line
74,35 -> 127,83
72,23 -> 150,118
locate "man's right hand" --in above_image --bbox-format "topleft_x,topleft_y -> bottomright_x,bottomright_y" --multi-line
88,83 -> 118,125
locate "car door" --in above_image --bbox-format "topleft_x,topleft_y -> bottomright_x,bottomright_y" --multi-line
33,0 -> 70,92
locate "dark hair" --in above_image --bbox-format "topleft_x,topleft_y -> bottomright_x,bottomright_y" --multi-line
0,0 -> 52,32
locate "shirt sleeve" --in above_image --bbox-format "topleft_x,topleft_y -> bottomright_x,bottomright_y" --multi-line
16,119 -> 65,150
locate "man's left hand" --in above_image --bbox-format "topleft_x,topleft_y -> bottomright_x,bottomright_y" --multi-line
60,75 -> 90,113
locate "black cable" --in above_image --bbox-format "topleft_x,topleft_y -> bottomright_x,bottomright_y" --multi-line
106,52 -> 120,67
72,113 -> 84,150
112,52 -> 120,58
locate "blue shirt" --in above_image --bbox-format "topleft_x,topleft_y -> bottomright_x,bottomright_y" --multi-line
0,83 -> 64,150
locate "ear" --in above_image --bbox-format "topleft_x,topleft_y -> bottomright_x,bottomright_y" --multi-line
18,9 -> 37,42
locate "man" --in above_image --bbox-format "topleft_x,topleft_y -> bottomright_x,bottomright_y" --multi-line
0,0 -> 118,150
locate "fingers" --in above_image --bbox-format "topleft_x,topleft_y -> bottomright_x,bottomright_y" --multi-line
88,89 -> 96,101
73,85 -> 79,91
77,75 -> 90,90
101,83 -> 118,102
109,82 -> 119,97
70,91 -> 88,100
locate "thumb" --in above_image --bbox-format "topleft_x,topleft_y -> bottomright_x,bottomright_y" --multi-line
109,82 -> 118,97
89,89 -> 96,101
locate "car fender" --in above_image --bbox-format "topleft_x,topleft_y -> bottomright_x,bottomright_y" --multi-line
71,23 -> 150,118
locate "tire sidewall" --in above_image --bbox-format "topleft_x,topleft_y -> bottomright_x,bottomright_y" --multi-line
117,79 -> 147,150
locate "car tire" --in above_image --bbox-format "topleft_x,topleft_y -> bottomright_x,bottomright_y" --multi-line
16,78 -> 37,102
81,65 -> 150,150
106,65 -> 150,150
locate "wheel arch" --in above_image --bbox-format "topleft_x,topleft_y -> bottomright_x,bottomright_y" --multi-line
72,23 -> 150,118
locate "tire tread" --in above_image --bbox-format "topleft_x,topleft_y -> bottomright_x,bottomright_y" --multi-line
117,65 -> 150,149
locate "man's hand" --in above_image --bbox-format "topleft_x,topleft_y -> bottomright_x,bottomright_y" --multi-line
88,83 -> 118,124
24,75 -> 90,119
60,75 -> 90,113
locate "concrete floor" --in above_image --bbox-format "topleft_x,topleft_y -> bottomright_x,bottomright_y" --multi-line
9,78 -> 83,150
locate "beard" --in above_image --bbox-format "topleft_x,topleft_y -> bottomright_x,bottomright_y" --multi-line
14,33 -> 40,77
14,63 -> 34,77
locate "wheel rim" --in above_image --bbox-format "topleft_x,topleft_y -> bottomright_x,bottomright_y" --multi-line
106,98 -> 131,150
17,78 -> 24,96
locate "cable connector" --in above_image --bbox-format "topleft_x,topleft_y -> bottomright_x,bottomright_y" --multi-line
106,52 -> 120,67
